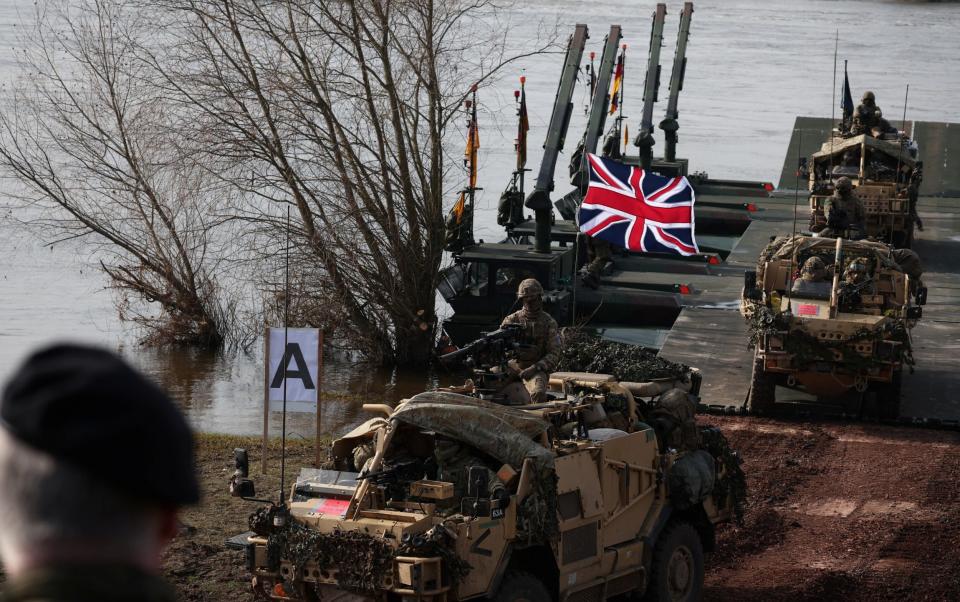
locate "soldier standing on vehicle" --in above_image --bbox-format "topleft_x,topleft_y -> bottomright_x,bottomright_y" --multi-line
852,91 -> 882,135
0,344 -> 199,602
500,279 -> 561,403
821,177 -> 866,239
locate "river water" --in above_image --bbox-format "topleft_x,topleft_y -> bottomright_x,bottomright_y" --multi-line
1,0 -> 958,437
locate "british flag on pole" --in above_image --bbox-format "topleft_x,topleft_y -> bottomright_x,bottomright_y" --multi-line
577,153 -> 699,256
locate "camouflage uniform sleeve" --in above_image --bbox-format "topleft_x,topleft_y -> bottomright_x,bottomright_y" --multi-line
537,316 -> 561,373
500,311 -> 518,329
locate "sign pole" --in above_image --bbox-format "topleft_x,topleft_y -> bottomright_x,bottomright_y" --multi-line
261,327 -> 269,475
316,330 -> 324,467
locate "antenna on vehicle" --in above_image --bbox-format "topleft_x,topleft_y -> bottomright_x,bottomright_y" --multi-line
786,129 -> 803,314
829,30 -> 838,176
892,84 -> 910,245
279,205 -> 290,507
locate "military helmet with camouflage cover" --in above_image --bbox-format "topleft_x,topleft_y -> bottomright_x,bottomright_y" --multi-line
835,176 -> 853,193
862,90 -> 875,103
801,256 -> 826,280
516,278 -> 544,298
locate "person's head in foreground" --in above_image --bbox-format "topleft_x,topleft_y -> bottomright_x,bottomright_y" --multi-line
0,344 -> 198,600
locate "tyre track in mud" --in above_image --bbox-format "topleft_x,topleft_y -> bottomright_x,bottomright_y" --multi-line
701,417 -> 960,601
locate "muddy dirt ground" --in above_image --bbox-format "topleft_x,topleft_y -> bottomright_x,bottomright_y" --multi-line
169,421 -> 960,601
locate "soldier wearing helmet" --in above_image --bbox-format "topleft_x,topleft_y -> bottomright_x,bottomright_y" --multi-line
831,149 -> 860,178
792,256 -> 831,297
852,90 -> 896,136
499,278 -> 561,403
843,259 -> 869,285
820,176 -> 865,239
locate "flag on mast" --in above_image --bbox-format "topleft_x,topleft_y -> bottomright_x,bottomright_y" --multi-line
577,154 -> 698,256
465,92 -> 480,189
516,77 -> 529,170
842,61 -> 854,125
609,49 -> 625,115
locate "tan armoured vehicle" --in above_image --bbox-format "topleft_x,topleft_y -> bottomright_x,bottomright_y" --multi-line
741,234 -> 925,417
229,375 -> 742,601
806,131 -> 921,248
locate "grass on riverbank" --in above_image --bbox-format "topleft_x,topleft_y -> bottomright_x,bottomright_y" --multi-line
163,433 -> 331,601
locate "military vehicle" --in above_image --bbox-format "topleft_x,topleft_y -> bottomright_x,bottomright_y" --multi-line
740,234 -> 926,417
440,8 -> 771,347
806,130 -> 921,248
229,378 -> 741,602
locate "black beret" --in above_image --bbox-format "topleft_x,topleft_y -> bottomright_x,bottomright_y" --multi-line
1,344 -> 199,506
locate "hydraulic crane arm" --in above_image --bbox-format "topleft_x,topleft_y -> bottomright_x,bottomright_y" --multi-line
660,2 -> 693,162
634,3 -> 667,169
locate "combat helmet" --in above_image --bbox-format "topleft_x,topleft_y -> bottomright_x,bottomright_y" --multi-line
862,91 -> 875,104
835,176 -> 853,193
800,256 -> 826,280
517,278 -> 544,298
844,258 -> 869,283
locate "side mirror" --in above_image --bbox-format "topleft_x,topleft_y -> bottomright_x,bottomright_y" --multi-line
466,466 -> 490,499
906,306 -> 923,320
916,287 -> 928,306
229,448 -> 256,498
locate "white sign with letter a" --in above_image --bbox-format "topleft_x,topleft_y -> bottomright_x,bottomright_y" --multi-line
267,327 -> 320,413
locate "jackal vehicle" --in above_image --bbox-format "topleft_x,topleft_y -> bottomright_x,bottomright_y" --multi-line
741,234 -> 926,417
806,130 -> 921,248
229,377 -> 742,602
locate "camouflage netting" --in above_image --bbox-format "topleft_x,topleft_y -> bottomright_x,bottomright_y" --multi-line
557,329 -> 689,382
758,235 -> 902,274
699,427 -> 747,524
748,306 -> 914,370
391,392 -> 559,542
250,506 -> 394,595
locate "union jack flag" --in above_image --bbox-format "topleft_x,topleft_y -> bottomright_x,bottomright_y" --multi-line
577,154 -> 699,256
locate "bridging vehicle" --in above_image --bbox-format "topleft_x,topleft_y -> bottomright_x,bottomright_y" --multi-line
228,373 -> 741,601
741,234 -> 925,417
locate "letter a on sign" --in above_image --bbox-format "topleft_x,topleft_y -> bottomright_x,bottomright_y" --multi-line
267,328 -> 321,413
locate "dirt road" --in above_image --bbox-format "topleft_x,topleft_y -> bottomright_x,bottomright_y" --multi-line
167,424 -> 960,601
702,417 -> 960,601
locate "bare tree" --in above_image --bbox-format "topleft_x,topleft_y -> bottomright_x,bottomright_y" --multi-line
143,0 -> 552,365
0,0 -> 245,348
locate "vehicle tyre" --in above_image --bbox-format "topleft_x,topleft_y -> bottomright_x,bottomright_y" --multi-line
492,571 -> 551,602
747,354 -> 776,415
875,370 -> 902,420
644,522 -> 704,602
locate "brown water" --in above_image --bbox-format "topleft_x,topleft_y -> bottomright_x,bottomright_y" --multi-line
1,0 -> 959,436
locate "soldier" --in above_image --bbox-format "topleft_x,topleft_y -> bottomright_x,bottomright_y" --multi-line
579,237 -> 613,289
831,150 -> 860,178
434,438 -> 504,503
852,91 -> 896,136
820,176 -> 866,239
791,256 -> 831,297
0,344 -> 198,602
500,278 -> 561,404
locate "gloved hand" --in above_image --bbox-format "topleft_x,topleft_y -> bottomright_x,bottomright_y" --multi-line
519,364 -> 540,380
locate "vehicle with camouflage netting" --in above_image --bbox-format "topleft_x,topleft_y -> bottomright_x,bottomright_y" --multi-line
806,130 -> 921,248
740,234 -> 926,417
228,371 -> 744,602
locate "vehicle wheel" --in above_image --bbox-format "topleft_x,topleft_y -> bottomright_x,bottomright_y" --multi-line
492,571 -> 551,602
875,370 -> 902,420
746,354 -> 776,415
644,522 -> 704,602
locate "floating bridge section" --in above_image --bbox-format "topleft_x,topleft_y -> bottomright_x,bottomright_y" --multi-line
656,118 -> 960,424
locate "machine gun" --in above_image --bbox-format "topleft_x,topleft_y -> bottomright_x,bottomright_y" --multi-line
837,275 -> 875,310
633,3 -> 666,170
659,2 -> 692,163
439,324 -> 525,368
525,24 -> 588,253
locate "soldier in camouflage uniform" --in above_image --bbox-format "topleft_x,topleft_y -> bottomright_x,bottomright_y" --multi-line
791,256 -> 831,297
434,438 -> 504,505
820,177 -> 866,239
580,238 -> 613,289
500,278 -> 561,404
852,91 -> 895,136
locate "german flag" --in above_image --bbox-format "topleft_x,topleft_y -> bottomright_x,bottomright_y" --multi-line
609,48 -> 625,115
516,77 -> 529,170
465,98 -> 480,189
